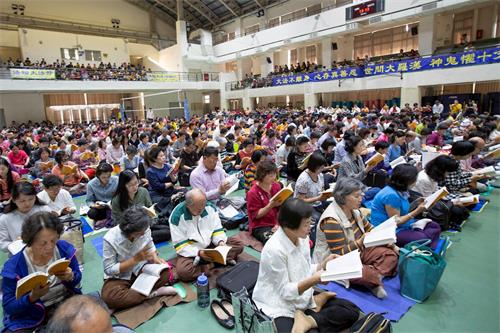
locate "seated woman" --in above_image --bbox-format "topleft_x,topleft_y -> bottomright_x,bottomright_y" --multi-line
0,182 -> 51,253
111,170 -> 170,243
37,175 -> 76,216
1,212 -> 82,332
106,138 -> 125,166
101,206 -> 176,311
244,149 -> 268,192
313,178 -> 398,299
86,163 -> 118,227
178,138 -> 200,187
51,150 -> 88,195
234,138 -> 255,170
252,198 -> 360,333
316,137 -> 337,188
286,136 -> 311,182
7,142 -> 30,172
145,147 -> 184,213
384,130 -> 405,164
246,161 -> 282,245
0,158 -> 20,203
370,164 -> 441,249
31,147 -> 54,179
119,145 -> 140,172
338,136 -> 375,182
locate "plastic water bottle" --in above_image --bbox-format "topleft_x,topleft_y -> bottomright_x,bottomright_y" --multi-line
196,273 -> 210,308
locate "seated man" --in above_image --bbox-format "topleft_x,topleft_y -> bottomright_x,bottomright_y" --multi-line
169,188 -> 244,282
189,147 -> 231,201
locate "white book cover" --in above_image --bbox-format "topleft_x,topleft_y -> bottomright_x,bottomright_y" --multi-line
451,194 -> 479,205
224,173 -> 241,196
472,166 -> 496,176
364,217 -> 397,248
130,263 -> 169,296
220,205 -> 240,219
389,156 -> 406,169
488,143 -> 500,151
8,239 -> 26,255
321,250 -> 363,282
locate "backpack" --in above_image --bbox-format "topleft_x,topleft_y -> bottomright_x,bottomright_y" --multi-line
216,261 -> 260,301
350,312 -> 392,333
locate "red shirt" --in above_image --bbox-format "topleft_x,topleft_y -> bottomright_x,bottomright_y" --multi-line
7,150 -> 28,166
246,182 -> 281,232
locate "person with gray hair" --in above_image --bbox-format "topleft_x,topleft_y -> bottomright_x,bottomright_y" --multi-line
100,206 -> 177,310
169,188 -> 244,282
312,178 -> 398,299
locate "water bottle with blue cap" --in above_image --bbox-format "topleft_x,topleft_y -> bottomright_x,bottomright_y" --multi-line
197,273 -> 210,308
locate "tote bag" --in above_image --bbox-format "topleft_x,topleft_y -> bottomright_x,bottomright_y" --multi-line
232,287 -> 276,333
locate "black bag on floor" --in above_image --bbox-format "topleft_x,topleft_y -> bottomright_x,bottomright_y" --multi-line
216,261 -> 259,301
217,197 -> 248,230
350,312 -> 392,333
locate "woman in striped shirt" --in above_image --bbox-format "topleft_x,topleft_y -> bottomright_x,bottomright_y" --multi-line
312,178 -> 398,299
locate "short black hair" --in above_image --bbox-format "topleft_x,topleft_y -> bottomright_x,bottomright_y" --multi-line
42,174 -> 64,188
95,162 -> 113,177
255,160 -> 278,182
21,212 -> 64,246
285,136 -> 296,147
54,150 -> 67,164
451,140 -> 475,157
310,131 -> 322,140
425,155 -> 459,182
389,164 -> 418,191
202,146 -> 219,158
119,206 -> 152,236
344,135 -> 363,153
321,137 -> 336,151
296,136 -> 310,146
126,145 -> 138,155
374,141 -> 390,151
390,130 -> 406,143
420,128 -> 432,136
241,138 -> 254,148
251,149 -> 268,163
278,198 -> 313,230
307,152 -> 327,172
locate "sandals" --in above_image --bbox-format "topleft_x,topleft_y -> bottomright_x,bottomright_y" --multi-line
210,299 -> 235,329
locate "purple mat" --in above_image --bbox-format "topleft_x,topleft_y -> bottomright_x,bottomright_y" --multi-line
318,275 -> 416,322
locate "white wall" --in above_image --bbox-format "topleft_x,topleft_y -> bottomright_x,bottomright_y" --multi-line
127,43 -> 159,61
0,30 -> 19,48
0,93 -> 45,124
433,12 -> 454,48
19,28 -> 129,65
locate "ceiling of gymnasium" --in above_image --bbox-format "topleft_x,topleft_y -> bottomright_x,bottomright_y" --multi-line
125,0 -> 280,31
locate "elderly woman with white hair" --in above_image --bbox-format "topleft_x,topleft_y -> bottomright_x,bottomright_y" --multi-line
312,178 -> 398,299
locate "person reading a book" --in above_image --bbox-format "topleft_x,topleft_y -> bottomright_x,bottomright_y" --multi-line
252,198 -> 360,333
312,178 -> 398,299
169,188 -> 244,282
0,157 -> 20,202
370,164 -> 442,249
178,138 -> 199,186
32,147 -> 54,179
426,123 -> 448,147
234,138 -> 255,170
145,147 -> 185,214
37,175 -> 76,216
86,163 -> 118,227
384,130 -> 405,164
112,170 -> 170,243
286,136 -> 311,182
246,161 -> 282,245
46,295 -> 116,333
189,147 -> 231,201
106,138 -> 125,165
337,136 -> 376,182
1,212 -> 82,332
0,182 -> 51,253
51,151 -> 88,195
244,149 -> 268,192
101,206 -> 177,310
7,142 -> 30,171
72,139 -> 97,179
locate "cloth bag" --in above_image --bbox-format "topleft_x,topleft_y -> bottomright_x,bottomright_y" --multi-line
232,287 -> 276,333
398,239 -> 446,303
59,217 -> 85,264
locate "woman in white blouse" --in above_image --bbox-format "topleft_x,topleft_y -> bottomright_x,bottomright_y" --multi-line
413,155 -> 458,197
252,198 -> 360,333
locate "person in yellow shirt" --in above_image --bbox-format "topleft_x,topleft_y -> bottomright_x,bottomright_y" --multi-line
450,100 -> 462,117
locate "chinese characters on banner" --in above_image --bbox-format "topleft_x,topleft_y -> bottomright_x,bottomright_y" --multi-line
10,68 -> 56,80
272,46 -> 500,87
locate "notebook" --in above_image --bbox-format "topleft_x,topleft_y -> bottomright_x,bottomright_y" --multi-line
15,258 -> 70,299
363,217 -> 397,248
220,205 -> 240,219
321,250 -> 363,282
424,187 -> 449,210
130,263 -> 171,297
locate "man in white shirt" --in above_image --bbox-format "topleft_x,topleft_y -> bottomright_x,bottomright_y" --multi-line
37,175 -> 76,216
432,100 -> 443,117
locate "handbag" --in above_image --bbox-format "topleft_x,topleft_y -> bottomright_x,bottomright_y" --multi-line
350,312 -> 392,333
59,216 -> 85,264
232,287 -> 276,333
217,261 -> 259,301
398,239 -> 446,303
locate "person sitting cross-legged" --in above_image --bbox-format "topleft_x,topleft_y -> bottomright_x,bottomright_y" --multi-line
169,188 -> 244,282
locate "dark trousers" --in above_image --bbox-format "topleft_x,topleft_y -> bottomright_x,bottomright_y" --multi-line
151,223 -> 171,243
274,298 -> 360,333
88,206 -> 109,221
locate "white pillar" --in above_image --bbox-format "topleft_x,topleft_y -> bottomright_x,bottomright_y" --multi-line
242,96 -> 253,110
400,87 -> 421,108
304,92 -> 318,111
176,20 -> 188,72
492,3 -> 498,38
418,15 -> 435,56
234,17 -> 243,37
321,38 -> 332,69
260,53 -> 273,77
471,8 -> 479,41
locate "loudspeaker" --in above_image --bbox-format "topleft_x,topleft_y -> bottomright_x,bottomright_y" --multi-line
411,26 -> 418,36
266,57 -> 272,64
331,42 -> 338,50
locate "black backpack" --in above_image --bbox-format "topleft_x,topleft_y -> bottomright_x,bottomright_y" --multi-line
216,261 -> 259,301
350,312 -> 392,333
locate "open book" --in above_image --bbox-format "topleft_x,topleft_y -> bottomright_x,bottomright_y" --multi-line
130,263 -> 170,296
165,158 -> 181,178
221,153 -> 236,163
299,153 -> 313,170
424,187 -> 449,210
8,239 -> 25,255
79,205 -> 90,216
70,144 -> 78,152
96,200 -> 111,208
224,172 -> 241,196
39,161 -> 54,171
80,151 -> 95,161
451,194 -> 479,205
143,204 -> 157,218
220,205 -> 240,219
203,245 -> 232,265
16,258 -> 70,299
55,206 -> 76,216
62,164 -> 78,175
320,250 -> 363,282
389,156 -> 406,169
488,143 -> 500,151
363,217 -> 397,248
320,188 -> 334,199
472,166 -> 497,177
484,148 -> 500,160
365,152 -> 384,168
50,144 -> 58,151
270,184 -> 293,204
422,151 -> 443,168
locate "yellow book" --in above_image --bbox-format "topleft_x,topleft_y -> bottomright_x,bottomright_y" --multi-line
49,144 -> 58,151
270,184 -> 294,205
143,204 -> 157,218
62,164 -> 78,175
299,153 -> 313,170
39,161 -> 54,171
16,258 -> 70,299
424,187 -> 449,210
203,246 -> 232,265
70,144 -> 78,152
366,152 -> 385,168
484,148 -> 500,160
80,151 -> 95,161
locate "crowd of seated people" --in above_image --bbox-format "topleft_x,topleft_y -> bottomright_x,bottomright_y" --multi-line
3,57 -> 152,81
0,101 -> 498,332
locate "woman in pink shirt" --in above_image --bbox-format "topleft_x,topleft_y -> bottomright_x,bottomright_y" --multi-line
7,143 -> 29,170
0,158 -> 20,202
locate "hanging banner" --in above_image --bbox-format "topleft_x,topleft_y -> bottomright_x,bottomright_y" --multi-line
183,98 -> 190,121
272,46 -> 500,86
10,68 -> 56,80
146,72 -> 180,82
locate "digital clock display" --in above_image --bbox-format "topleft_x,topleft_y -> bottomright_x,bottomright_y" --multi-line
346,0 -> 384,20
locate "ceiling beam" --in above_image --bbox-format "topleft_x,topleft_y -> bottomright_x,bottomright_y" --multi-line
154,0 -> 203,29
254,0 -> 264,10
123,0 -> 177,27
184,0 -> 219,26
217,0 -> 239,17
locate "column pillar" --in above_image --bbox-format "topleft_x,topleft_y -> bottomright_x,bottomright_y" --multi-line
471,8 -> 479,41
418,15 -> 435,56
242,96 -> 254,110
234,17 -> 243,37
321,38 -> 332,69
304,92 -> 318,111
492,3 -> 498,38
400,87 -> 421,109
176,0 -> 184,21
260,53 -> 273,77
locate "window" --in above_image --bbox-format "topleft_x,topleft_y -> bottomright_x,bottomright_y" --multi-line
85,50 -> 102,62
204,95 -> 210,104
245,24 -> 260,35
60,48 -> 79,61
453,10 -> 473,44
305,45 -> 317,63
268,17 -> 280,28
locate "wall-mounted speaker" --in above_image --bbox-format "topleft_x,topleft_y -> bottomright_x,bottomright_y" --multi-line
411,26 -> 418,36
331,42 -> 338,50
266,57 -> 272,64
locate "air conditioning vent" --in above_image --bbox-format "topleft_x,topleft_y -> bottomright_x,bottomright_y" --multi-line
422,2 -> 438,11
369,16 -> 382,24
